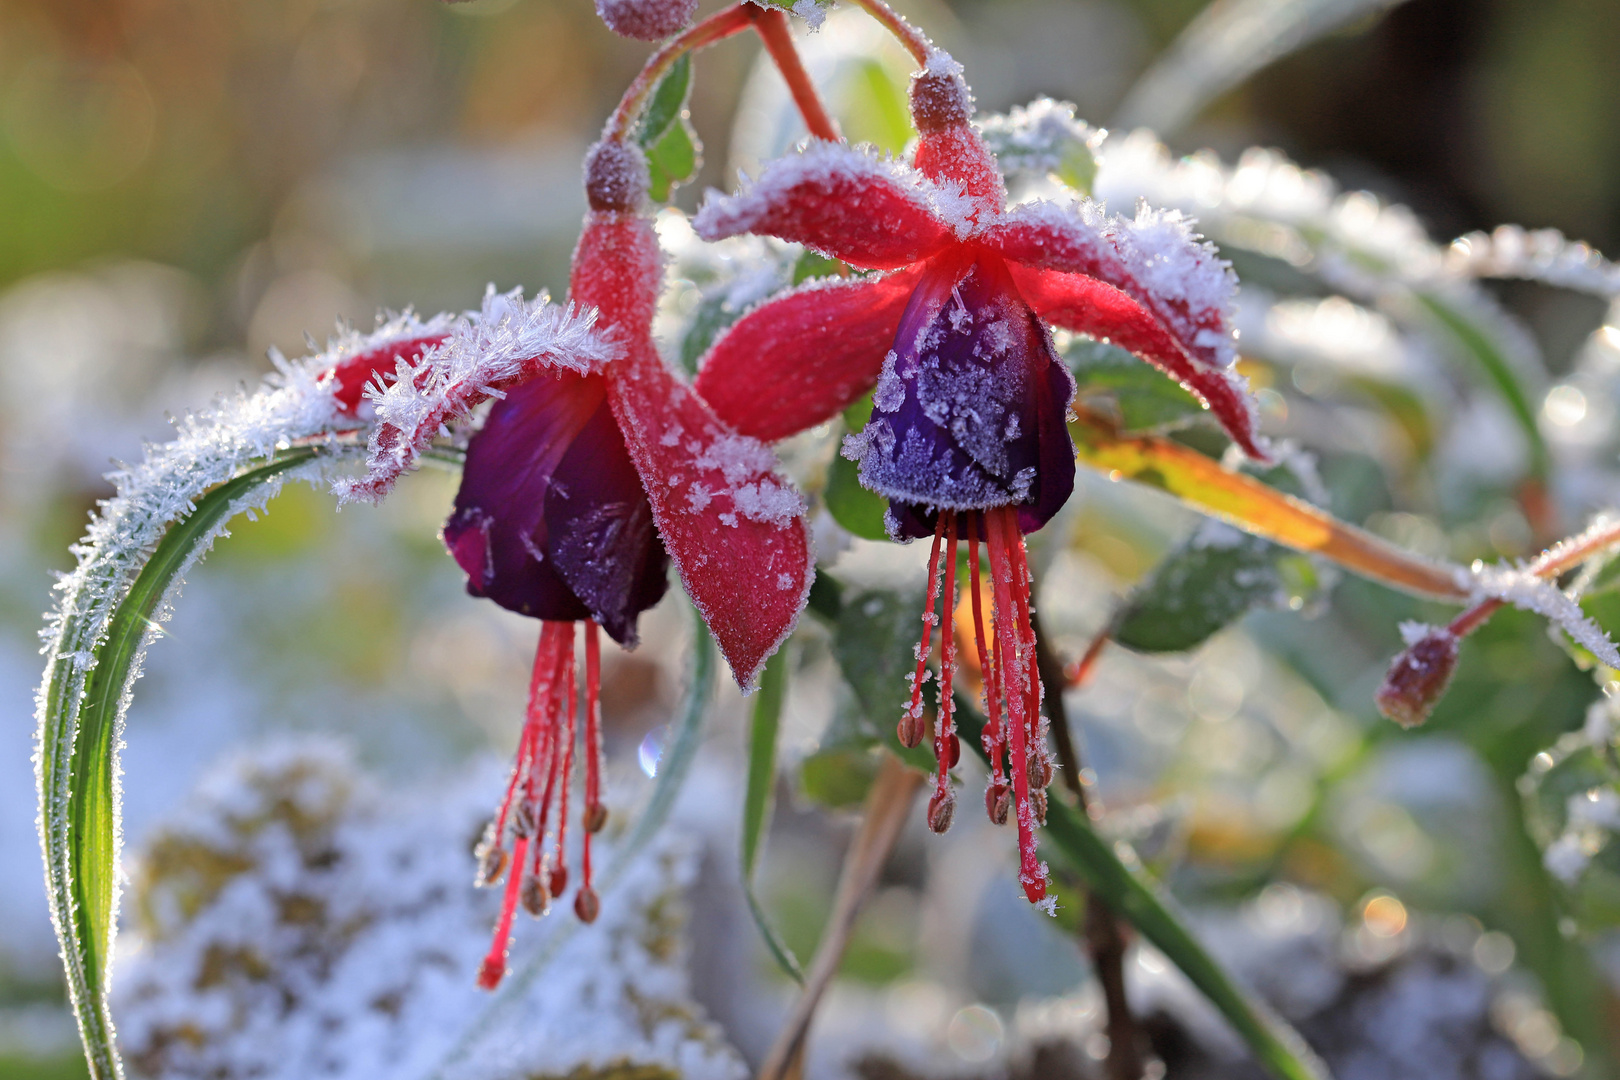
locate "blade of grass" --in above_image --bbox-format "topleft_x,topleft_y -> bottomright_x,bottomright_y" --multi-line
38,446 -> 326,1080
742,649 -> 806,983
953,694 -> 1332,1080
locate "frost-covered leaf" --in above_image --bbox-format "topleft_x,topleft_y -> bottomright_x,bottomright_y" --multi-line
741,650 -> 804,983
1114,456 -> 1330,653
979,98 -> 1101,194
1521,701 -> 1620,932
1066,337 -> 1204,433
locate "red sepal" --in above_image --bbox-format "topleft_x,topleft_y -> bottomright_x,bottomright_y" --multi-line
694,266 -> 925,441
1007,262 -> 1266,459
693,143 -> 953,271
576,214 -> 813,688
327,334 -> 448,415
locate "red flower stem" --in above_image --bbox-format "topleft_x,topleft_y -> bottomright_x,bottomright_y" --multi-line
605,5 -> 756,142
750,6 -> 841,142
842,0 -> 930,65
1064,623 -> 1111,688
1447,516 -> 1620,643
936,514 -> 959,794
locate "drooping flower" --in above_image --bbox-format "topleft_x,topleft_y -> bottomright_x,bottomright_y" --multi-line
391,140 -> 814,989
690,53 -> 1262,904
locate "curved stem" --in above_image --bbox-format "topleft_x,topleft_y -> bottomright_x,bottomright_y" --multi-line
1448,515 -> 1620,642
843,0 -> 931,64
751,7 -> 841,141
605,5 -> 756,142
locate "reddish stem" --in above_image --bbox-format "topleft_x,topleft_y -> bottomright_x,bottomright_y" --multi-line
750,7 -> 841,142
843,0 -> 930,64
606,5 -> 756,142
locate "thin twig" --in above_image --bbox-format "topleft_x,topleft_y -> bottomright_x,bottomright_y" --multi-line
1030,605 -> 1150,1080
750,7 -> 841,142
756,753 -> 924,1080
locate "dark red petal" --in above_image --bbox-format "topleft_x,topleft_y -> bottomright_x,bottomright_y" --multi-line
444,371 -> 669,644
692,142 -> 953,271
694,267 -> 925,441
609,337 -> 812,689
1006,261 -> 1265,459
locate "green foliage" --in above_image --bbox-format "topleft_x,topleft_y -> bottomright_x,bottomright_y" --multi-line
636,55 -> 700,202
824,395 -> 891,542
741,650 -> 806,983
1067,337 -> 1205,434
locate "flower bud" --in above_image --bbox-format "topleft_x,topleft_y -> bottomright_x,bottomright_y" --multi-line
584,140 -> 650,213
574,885 -> 601,924
1375,627 -> 1460,729
594,0 -> 697,41
583,801 -> 609,834
909,55 -> 972,134
927,789 -> 957,834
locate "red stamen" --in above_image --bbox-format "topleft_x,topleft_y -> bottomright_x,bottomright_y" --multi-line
551,629 -> 579,900
902,517 -> 948,749
930,513 -> 959,829
478,835 -> 530,990
581,621 -> 604,895
984,507 -> 1047,902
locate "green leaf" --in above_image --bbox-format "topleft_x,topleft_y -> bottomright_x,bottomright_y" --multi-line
742,650 -> 805,983
821,580 -> 937,773
1522,719 -> 1620,931
37,446 -> 326,1080
842,58 -> 913,155
1067,337 -> 1204,433
636,55 -> 700,203
677,290 -> 736,377
792,249 -> 851,285
645,120 -> 699,203
799,744 -> 881,809
1114,460 -> 1327,653
637,54 -> 690,148
825,394 -> 891,541
951,698 -> 1330,1080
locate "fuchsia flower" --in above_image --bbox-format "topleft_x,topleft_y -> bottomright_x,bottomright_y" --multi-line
352,142 -> 813,988
691,53 -> 1263,904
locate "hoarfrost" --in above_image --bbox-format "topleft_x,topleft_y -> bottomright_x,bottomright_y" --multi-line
336,286 -> 617,505
1468,561 -> 1620,668
114,741 -> 747,1080
977,98 -> 1102,183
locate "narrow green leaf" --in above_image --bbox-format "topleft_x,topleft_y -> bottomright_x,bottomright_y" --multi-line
38,446 -> 324,1080
952,698 -> 1331,1080
825,394 -> 891,541
1414,290 -> 1548,479
741,650 -> 805,983
637,54 -> 690,148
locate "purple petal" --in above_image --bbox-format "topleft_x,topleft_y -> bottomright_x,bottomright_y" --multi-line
444,371 -> 668,645
851,251 -> 1075,539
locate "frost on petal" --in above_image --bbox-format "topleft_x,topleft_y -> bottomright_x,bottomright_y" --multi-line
334,286 -> 620,505
1471,562 -> 1620,668
594,0 -> 696,40
693,142 -> 954,271
608,340 -> 812,689
694,266 -> 925,441
314,310 -> 456,416
977,97 -> 1102,187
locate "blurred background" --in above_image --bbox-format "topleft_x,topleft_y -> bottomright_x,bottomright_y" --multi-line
5,0 -> 1620,1077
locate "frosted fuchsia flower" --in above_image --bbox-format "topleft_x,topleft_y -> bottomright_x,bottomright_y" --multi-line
691,53 -> 1262,904
440,141 -> 813,989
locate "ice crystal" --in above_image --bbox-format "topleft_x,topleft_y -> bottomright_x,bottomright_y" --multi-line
976,97 -> 1102,187
336,286 -> 618,505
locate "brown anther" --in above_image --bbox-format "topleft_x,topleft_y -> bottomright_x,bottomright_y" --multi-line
945,732 -> 961,768
574,885 -> 601,924
1031,788 -> 1048,826
909,62 -> 972,134
513,800 -> 539,839
548,862 -> 568,898
475,842 -> 509,888
583,802 -> 609,834
1027,752 -> 1053,791
584,140 -> 649,213
927,789 -> 957,834
521,873 -> 549,918
985,779 -> 1010,825
897,711 -> 926,749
